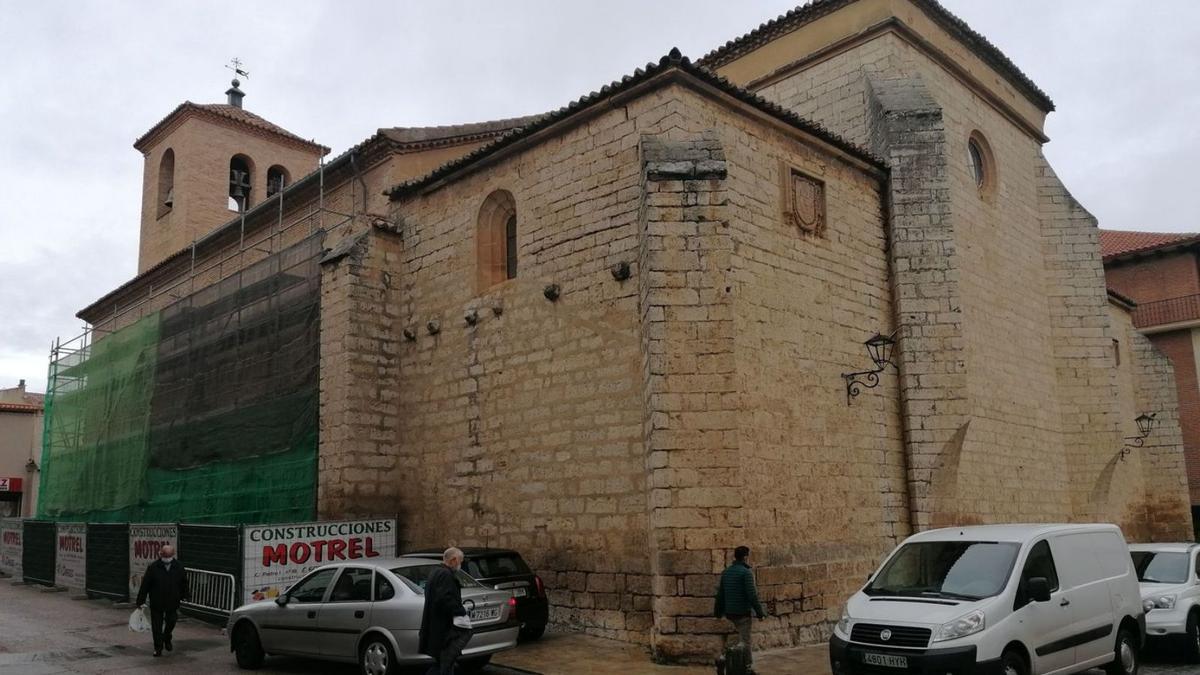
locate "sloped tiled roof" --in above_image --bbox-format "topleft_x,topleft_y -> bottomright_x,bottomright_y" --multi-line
0,402 -> 41,414
134,101 -> 329,155
1100,229 -> 1200,261
697,0 -> 1055,113
386,48 -> 885,200
380,115 -> 545,148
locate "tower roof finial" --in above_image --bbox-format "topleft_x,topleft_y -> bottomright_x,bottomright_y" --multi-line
224,58 -> 249,108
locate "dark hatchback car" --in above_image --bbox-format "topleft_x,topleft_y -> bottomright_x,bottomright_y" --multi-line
404,548 -> 549,640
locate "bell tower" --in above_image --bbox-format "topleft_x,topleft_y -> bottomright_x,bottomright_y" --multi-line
132,77 -> 328,273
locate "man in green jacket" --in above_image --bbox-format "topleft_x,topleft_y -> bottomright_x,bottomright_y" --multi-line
714,546 -> 766,669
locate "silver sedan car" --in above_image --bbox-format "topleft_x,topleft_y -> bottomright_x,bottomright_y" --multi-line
227,557 -> 519,674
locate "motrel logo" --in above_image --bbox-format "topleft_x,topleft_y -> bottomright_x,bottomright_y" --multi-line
879,629 -> 892,642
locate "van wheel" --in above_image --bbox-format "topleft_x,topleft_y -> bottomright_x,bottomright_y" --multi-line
1186,611 -> 1200,662
1103,628 -> 1138,675
1001,648 -> 1029,675
233,624 -> 265,670
360,635 -> 395,675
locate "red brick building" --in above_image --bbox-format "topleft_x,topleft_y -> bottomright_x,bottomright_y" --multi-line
1102,230 -> 1200,532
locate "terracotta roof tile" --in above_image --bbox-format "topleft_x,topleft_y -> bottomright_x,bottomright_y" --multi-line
380,115 -> 545,147
134,101 -> 329,155
1099,229 -> 1200,261
697,0 -> 1054,113
0,402 -> 41,414
386,49 -> 885,200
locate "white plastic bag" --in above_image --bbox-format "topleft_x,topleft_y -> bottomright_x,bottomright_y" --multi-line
452,613 -> 472,630
129,607 -> 150,633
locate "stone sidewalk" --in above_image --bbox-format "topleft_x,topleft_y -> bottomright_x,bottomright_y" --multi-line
493,631 -> 832,675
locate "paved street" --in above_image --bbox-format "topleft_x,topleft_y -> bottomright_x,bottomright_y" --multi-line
1,578 -> 1197,674
0,579 -> 529,675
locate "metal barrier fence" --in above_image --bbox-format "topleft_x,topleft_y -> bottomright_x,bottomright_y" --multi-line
85,523 -> 129,600
182,569 -> 237,619
22,521 -> 55,586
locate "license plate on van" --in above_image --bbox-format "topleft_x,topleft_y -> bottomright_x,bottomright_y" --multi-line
513,587 -> 527,597
861,652 -> 908,668
470,607 -> 500,622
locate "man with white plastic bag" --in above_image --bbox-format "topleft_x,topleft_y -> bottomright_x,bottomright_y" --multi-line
135,544 -> 190,657
418,547 -> 473,675
128,606 -> 150,633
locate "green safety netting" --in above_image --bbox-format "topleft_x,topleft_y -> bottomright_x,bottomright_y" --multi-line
38,235 -> 321,524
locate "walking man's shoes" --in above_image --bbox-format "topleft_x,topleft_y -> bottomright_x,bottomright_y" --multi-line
164,638 -> 173,652
153,650 -> 162,657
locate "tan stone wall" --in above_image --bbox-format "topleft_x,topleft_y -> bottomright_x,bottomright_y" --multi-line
1129,324 -> 1194,541
384,92 -> 653,643
137,115 -> 322,273
629,95 -> 900,659
743,25 -> 1193,539
379,82 -> 897,656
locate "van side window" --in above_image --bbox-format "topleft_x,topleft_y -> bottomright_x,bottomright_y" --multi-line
1195,553 -> 1200,582
1015,540 -> 1059,610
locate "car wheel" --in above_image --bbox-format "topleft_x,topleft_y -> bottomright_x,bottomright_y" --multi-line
1187,610 -> 1200,663
1000,648 -> 1029,675
360,635 -> 395,675
520,622 -> 547,641
233,623 -> 265,670
459,654 -> 492,673
1103,628 -> 1139,675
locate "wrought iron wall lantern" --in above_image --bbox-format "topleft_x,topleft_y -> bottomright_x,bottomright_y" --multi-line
842,330 -> 898,405
1119,412 -> 1157,461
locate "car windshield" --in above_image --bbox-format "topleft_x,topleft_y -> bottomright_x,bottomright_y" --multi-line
391,564 -> 483,594
1131,551 -> 1189,584
865,541 -> 1020,600
464,554 -> 532,578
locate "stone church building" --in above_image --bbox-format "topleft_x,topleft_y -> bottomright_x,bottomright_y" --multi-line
67,0 -> 1191,661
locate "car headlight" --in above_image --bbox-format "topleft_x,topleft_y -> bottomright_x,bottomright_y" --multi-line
835,609 -> 853,637
1145,595 -> 1176,611
932,609 -> 985,643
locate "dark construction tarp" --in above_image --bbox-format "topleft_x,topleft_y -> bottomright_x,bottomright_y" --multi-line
39,235 -> 321,525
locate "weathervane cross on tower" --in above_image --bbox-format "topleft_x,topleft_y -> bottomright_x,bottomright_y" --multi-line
226,57 -> 250,80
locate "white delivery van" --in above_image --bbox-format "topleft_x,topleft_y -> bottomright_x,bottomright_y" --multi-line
1128,542 -> 1200,660
829,524 -> 1144,675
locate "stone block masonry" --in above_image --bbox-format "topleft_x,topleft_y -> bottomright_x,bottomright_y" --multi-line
638,131 -> 736,661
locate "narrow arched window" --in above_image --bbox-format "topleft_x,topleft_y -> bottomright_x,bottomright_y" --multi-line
477,190 -> 517,291
266,165 -> 289,198
157,149 -> 175,218
505,214 -> 518,280
967,131 -> 995,197
228,154 -> 254,212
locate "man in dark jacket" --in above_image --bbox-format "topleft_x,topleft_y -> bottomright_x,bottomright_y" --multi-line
714,546 -> 766,670
418,547 -> 472,675
135,544 -> 190,657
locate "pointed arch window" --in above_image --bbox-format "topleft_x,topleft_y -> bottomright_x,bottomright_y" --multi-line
157,148 -> 175,218
477,190 -> 517,291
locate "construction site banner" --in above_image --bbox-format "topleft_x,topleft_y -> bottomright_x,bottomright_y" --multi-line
242,519 -> 396,604
129,524 -> 177,599
55,523 -> 86,590
0,518 -> 21,577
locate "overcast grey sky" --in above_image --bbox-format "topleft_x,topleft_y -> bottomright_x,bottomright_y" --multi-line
2,0 -> 1198,392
